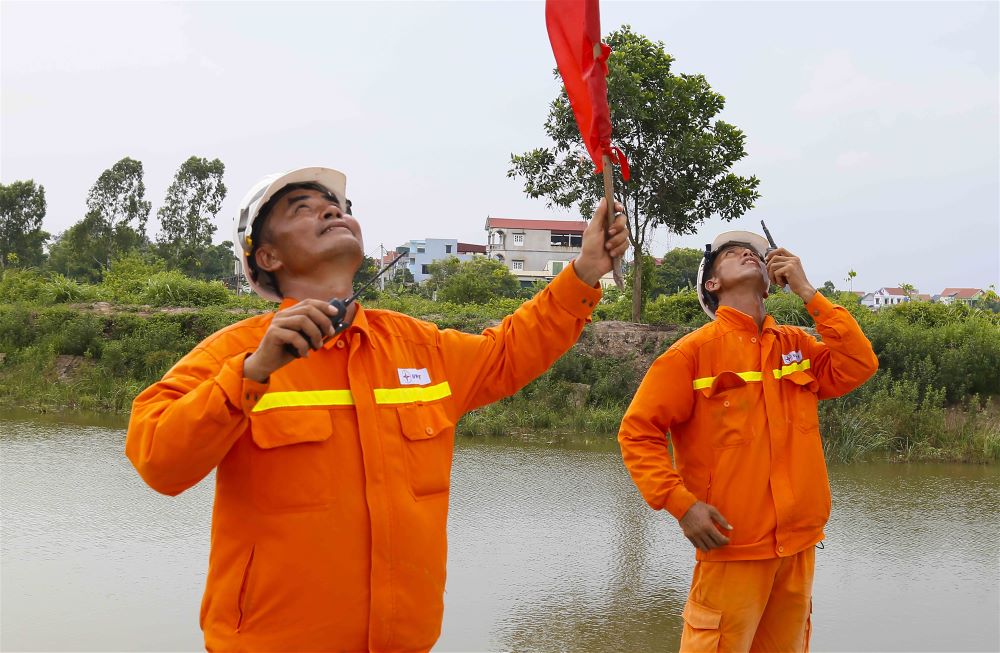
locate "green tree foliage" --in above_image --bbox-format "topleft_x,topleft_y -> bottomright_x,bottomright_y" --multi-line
0,180 -> 49,269
352,255 -> 379,300
47,211 -> 148,283
87,157 -> 152,239
624,253 -> 656,310
426,256 -> 520,304
156,156 -> 227,276
819,280 -> 837,297
652,247 -> 702,298
509,25 -> 760,322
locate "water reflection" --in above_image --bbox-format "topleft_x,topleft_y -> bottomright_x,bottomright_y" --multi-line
2,419 -> 998,652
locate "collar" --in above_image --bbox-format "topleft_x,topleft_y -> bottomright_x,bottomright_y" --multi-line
714,305 -> 779,334
276,297 -> 372,347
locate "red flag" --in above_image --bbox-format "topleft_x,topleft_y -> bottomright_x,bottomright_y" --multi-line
545,0 -> 629,180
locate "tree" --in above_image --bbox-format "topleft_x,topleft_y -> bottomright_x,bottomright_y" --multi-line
156,156 -> 227,275
87,157 -> 152,238
352,255 -> 380,300
0,180 -> 49,269
819,280 -> 837,297
47,158 -> 153,281
845,269 -> 857,292
426,256 -> 520,304
47,212 -> 122,283
899,282 -> 916,301
509,25 -> 760,321
652,247 -> 702,298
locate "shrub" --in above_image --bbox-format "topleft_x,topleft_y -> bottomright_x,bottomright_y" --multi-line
140,271 -> 231,307
644,289 -> 708,327
0,268 -> 46,303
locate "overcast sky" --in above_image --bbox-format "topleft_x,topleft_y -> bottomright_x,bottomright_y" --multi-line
2,1 -> 997,295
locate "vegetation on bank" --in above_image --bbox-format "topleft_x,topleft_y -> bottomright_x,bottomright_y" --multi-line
1,267 -> 998,463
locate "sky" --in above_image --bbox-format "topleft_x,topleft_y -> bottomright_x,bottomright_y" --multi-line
2,0 -> 997,295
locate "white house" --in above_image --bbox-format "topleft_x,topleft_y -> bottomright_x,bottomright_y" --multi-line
860,287 -> 913,310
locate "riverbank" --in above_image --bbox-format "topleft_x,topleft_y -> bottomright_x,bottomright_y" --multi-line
1,298 -> 997,463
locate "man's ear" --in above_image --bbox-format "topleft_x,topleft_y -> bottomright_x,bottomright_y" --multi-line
255,243 -> 284,274
705,276 -> 720,293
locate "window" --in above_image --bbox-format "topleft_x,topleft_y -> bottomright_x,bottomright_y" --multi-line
875,297 -> 880,305
551,261 -> 564,274
445,245 -> 452,254
512,260 -> 524,271
550,232 -> 582,247
421,264 -> 430,275
513,233 -> 525,246
417,246 -> 425,254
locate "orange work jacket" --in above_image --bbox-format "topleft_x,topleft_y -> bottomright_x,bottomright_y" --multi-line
618,293 -> 878,562
125,265 -> 601,652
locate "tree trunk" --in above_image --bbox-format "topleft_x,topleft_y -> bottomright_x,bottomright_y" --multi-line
631,254 -> 643,322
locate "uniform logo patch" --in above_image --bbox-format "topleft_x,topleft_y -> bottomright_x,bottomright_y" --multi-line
781,350 -> 803,365
397,368 -> 431,385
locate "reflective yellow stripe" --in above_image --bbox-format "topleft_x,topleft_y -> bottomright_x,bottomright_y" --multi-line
374,381 -> 452,405
252,381 -> 452,412
252,389 -> 355,412
773,359 -> 812,379
691,371 -> 763,390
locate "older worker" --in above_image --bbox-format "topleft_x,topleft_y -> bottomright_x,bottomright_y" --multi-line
125,166 -> 628,652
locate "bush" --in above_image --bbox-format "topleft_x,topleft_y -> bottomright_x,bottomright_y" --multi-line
0,268 -> 46,303
644,289 -> 708,327
140,271 -> 231,307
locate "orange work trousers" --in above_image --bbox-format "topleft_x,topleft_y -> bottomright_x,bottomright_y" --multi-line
679,547 -> 815,653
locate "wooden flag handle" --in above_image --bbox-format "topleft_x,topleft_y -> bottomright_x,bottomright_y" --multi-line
602,154 -> 625,290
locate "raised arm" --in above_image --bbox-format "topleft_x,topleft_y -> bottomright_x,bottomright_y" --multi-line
441,199 -> 629,412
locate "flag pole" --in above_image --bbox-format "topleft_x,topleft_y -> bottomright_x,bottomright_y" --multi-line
602,154 -> 625,289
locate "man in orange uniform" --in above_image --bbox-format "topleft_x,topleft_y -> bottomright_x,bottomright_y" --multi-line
618,230 -> 878,652
126,166 -> 629,652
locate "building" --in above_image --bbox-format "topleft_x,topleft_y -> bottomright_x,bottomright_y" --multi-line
484,216 -> 615,287
395,238 -> 486,283
938,288 -> 984,306
860,287 -> 914,310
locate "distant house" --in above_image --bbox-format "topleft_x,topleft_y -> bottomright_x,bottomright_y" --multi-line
938,288 -> 983,306
485,216 -> 615,287
860,287 -> 914,310
394,238 -> 486,283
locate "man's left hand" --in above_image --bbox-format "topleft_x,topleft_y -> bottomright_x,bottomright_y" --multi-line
765,247 -> 817,303
574,198 -> 630,286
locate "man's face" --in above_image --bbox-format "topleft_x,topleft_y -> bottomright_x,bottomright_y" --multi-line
255,187 -> 364,276
707,243 -> 769,296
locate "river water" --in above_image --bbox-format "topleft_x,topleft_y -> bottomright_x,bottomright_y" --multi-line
2,414 -> 998,652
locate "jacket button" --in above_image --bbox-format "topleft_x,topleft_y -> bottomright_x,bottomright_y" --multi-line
778,545 -> 785,553
751,337 -> 757,343
812,309 -> 820,316
425,426 -> 434,435
723,400 -> 730,407
336,340 -> 345,349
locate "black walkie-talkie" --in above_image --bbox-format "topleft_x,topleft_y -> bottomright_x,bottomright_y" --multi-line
761,220 -> 778,256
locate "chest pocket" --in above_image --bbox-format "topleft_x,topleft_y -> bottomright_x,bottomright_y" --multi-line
249,409 -> 336,513
779,369 -> 821,434
395,401 -> 455,499
698,370 -> 760,448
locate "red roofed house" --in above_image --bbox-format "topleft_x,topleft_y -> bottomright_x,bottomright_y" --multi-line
938,288 -> 984,306
484,217 -> 616,287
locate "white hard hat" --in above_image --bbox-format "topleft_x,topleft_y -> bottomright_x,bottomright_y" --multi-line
234,167 -> 347,301
696,230 -> 771,318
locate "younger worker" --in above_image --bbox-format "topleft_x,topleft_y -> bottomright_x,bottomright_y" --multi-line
125,166 -> 629,652
618,231 -> 878,652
